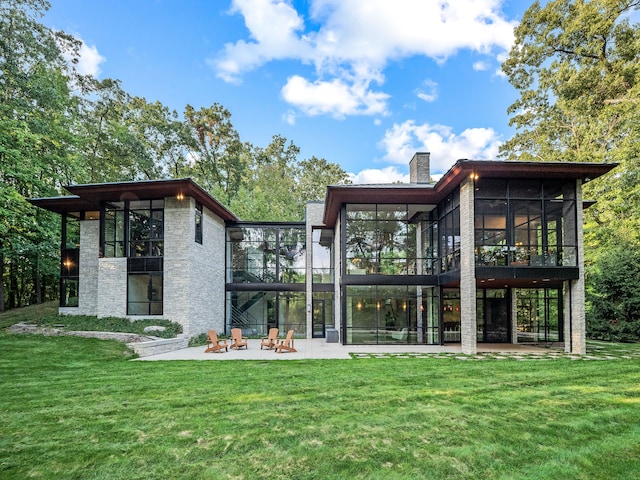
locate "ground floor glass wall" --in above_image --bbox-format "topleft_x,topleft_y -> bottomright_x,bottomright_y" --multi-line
226,291 -> 306,338
516,288 -> 561,342
344,285 -> 439,344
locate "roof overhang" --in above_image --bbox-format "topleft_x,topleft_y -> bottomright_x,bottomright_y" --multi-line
322,160 -> 617,227
29,178 -> 238,222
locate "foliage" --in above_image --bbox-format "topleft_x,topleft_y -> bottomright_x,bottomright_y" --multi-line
33,314 -> 183,338
500,0 -> 640,333
587,242 -> 640,341
2,333 -> 640,478
0,0 -> 349,310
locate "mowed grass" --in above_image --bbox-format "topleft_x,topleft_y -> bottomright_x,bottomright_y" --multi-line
1,326 -> 640,478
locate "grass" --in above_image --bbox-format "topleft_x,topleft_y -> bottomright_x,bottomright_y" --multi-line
1,308 -> 640,479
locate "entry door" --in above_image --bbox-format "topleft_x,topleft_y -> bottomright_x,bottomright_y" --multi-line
312,300 -> 325,338
484,297 -> 510,342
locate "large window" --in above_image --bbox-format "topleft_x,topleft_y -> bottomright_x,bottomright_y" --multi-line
516,288 -> 562,342
312,228 -> 333,283
226,290 -> 306,337
226,225 -> 306,284
345,204 -> 433,275
101,199 -> 165,315
60,213 -> 80,307
474,179 -> 577,267
437,191 -> 460,273
344,285 -> 438,344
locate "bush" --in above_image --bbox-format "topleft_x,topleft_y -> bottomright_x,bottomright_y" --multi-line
586,243 -> 640,342
34,315 -> 182,339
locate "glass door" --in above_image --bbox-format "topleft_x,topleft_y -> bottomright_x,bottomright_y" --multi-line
312,300 -> 325,338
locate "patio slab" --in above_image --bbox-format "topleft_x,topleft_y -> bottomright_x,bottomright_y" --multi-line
135,339 -> 555,361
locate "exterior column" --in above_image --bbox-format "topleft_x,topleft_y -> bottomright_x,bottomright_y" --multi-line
565,180 -> 586,354
459,177 -> 477,354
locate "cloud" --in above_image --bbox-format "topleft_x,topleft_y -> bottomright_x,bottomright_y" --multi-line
211,0 -> 516,116
378,120 -> 503,174
348,166 -> 409,184
415,79 -> 438,102
473,61 -> 489,71
281,74 -> 389,118
76,41 -> 105,77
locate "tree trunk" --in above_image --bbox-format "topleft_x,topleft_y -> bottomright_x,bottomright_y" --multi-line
0,251 -> 5,312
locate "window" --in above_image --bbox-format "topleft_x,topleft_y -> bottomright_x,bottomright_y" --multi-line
226,225 -> 306,283
312,228 -> 333,283
345,204 -> 432,275
60,213 -> 80,307
127,258 -> 163,315
195,202 -> 203,244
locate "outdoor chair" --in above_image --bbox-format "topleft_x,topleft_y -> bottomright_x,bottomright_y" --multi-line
204,330 -> 228,353
260,328 -> 279,350
230,328 -> 248,350
274,329 -> 297,353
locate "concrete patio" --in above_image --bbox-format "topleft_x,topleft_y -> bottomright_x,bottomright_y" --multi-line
136,339 -> 557,361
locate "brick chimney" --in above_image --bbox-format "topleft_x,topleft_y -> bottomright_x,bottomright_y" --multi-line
409,152 -> 430,183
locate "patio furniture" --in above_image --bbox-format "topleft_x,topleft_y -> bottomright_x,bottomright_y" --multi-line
204,330 -> 228,353
274,329 -> 297,353
260,328 -> 279,350
230,328 -> 248,350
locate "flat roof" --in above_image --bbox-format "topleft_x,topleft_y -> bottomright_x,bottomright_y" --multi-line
30,178 -> 239,222
322,159 -> 617,226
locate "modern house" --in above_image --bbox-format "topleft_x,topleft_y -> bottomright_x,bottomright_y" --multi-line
31,153 -> 616,354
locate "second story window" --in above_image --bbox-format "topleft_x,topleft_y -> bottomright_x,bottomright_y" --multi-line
195,202 -> 203,244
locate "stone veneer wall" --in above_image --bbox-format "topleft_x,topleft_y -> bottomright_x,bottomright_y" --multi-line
63,220 -> 100,316
96,258 -> 127,318
305,202 -> 326,339
163,197 -> 225,337
459,178 -> 477,354
565,179 -> 586,354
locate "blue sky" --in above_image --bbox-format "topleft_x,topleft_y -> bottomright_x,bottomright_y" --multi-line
43,0 -> 530,183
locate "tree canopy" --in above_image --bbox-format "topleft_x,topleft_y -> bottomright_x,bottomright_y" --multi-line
0,0 -> 349,310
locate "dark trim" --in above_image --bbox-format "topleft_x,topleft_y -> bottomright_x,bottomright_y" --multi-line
225,283 -> 306,292
341,275 -> 439,286
312,283 -> 334,292
476,266 -> 579,280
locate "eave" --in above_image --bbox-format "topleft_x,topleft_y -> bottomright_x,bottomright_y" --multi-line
322,160 -> 617,227
29,178 -> 239,222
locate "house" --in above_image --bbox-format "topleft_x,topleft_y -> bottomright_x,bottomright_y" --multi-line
30,153 -> 616,354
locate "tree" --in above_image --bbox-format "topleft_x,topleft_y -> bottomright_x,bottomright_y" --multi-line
501,0 -> 640,338
587,242 -> 640,341
501,0 -> 640,164
0,0 -> 82,309
183,103 -> 246,204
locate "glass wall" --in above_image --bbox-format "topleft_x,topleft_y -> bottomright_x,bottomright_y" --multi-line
60,213 -> 80,307
227,225 -> 306,283
226,291 -> 306,337
442,288 -> 461,342
474,179 -> 577,267
476,289 -> 509,342
516,288 -> 562,342
312,228 -> 333,283
437,191 -> 460,273
344,285 -> 438,344
345,204 -> 433,275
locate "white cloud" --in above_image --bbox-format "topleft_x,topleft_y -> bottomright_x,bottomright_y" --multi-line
61,35 -> 105,78
473,61 -> 489,71
281,74 -> 389,118
282,109 -> 297,125
211,0 -> 516,116
348,166 -> 409,184
378,120 -> 503,174
415,79 -> 438,102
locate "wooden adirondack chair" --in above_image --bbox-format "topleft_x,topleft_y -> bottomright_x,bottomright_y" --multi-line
204,330 -> 228,353
260,328 -> 279,350
274,329 -> 296,353
230,328 -> 248,350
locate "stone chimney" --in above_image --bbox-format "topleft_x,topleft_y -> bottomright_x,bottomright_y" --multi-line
409,152 -> 431,184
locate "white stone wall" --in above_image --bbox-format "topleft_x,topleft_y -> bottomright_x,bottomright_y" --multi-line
163,197 -> 226,337
459,178 -> 477,354
566,179 -> 586,354
97,258 -> 127,318
74,220 -> 100,316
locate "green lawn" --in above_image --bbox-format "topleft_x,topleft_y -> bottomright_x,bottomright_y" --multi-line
1,314 -> 639,479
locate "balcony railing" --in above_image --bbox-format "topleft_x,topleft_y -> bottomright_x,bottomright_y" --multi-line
475,246 -> 577,267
